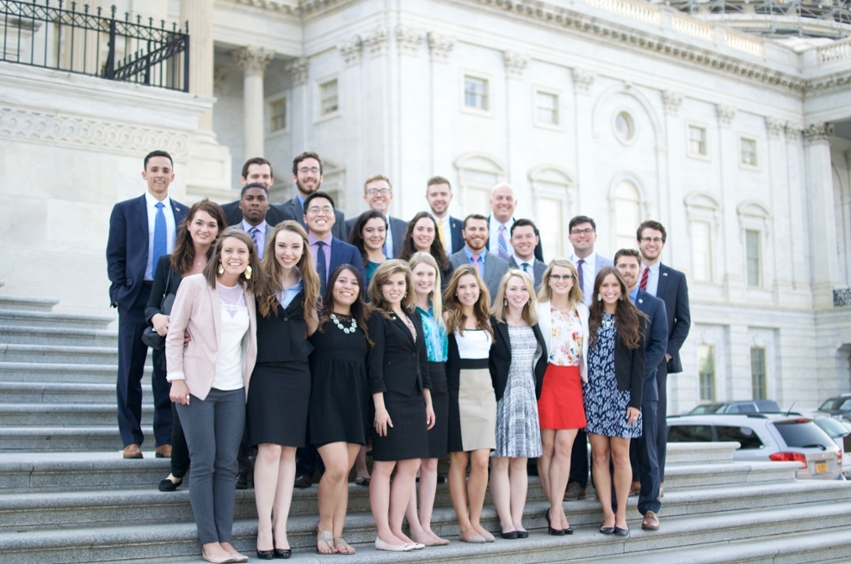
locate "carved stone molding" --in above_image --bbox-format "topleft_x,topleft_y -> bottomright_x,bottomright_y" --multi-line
662,90 -> 683,115
285,56 -> 308,86
504,51 -> 529,80
428,32 -> 455,62
716,104 -> 736,128
338,35 -> 362,66
802,122 -> 834,145
764,116 -> 784,139
0,106 -> 190,158
362,25 -> 389,57
233,46 -> 274,77
396,24 -> 425,56
572,67 -> 595,94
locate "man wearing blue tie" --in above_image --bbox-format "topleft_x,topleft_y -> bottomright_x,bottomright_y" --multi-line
107,151 -> 186,459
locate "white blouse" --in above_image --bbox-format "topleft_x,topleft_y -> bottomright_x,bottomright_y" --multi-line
213,283 -> 249,391
455,329 -> 492,359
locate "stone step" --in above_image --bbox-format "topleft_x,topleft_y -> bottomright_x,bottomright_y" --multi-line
0,404 -> 154,426
0,309 -> 113,331
1,498 -> 849,564
0,344 -> 119,365
0,362 -> 152,384
0,382 -> 127,404
0,426 -> 153,452
0,325 -> 118,347
0,296 -> 58,312
662,441 -> 736,465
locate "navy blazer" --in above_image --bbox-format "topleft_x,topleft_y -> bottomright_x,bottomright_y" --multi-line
277,196 -> 348,240
486,216 -> 544,262
345,214 -> 408,259
633,290 -> 668,402
221,199 -> 288,228
367,309 -> 432,395
489,318 -> 548,401
441,215 -> 465,254
654,264 -> 690,374
327,237 -> 366,283
107,195 -> 186,308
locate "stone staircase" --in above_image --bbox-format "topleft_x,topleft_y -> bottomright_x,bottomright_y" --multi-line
1,287 -> 851,563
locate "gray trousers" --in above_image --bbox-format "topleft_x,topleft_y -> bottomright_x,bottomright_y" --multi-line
176,387 -> 245,544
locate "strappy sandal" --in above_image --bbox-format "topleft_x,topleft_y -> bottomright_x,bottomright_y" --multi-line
333,537 -> 355,554
317,530 -> 335,554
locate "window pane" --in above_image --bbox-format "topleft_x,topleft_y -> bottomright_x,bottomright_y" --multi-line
320,80 -> 338,115
741,138 -> 757,166
689,126 -> 706,155
774,421 -> 834,449
536,92 -> 558,125
746,229 -> 761,286
615,181 -> 641,250
538,196 -> 563,261
464,77 -> 487,110
668,425 -> 713,442
691,220 -> 712,282
698,344 -> 715,401
615,112 -> 634,142
269,99 -> 286,132
716,426 -> 763,450
751,346 -> 766,400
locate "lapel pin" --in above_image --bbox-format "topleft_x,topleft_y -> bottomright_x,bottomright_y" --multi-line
663,273 -> 668,276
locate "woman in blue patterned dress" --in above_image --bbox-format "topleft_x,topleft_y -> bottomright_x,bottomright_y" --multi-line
584,266 -> 646,537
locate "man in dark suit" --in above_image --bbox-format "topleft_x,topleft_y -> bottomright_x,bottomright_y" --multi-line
615,248 -> 668,531
486,183 -> 544,262
229,183 -> 275,260
277,151 -> 347,240
637,220 -> 691,490
344,174 -> 407,258
106,150 -> 187,459
221,157 -> 287,227
508,219 -> 546,289
448,214 -> 509,304
425,175 -> 464,254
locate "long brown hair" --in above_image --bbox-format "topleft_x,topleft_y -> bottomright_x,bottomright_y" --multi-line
347,209 -> 387,267
399,212 -> 450,272
442,265 -> 493,339
257,221 -> 321,317
317,264 -> 372,347
202,229 -> 262,293
367,260 -> 416,319
171,199 -> 228,275
588,266 -> 645,349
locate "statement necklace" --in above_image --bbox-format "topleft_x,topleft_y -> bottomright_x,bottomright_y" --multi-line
330,313 -> 357,334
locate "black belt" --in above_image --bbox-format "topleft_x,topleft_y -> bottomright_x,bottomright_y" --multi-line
143,281 -> 154,287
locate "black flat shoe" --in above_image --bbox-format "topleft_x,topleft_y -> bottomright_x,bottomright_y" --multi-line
274,548 -> 292,559
501,531 -> 519,539
256,549 -> 274,560
158,477 -> 182,492
517,531 -> 529,539
599,526 -> 615,535
613,527 -> 629,537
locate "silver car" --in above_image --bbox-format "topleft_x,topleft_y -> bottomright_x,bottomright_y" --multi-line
667,413 -> 841,480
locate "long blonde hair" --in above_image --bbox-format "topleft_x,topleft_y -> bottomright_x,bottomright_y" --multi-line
407,252 -> 445,324
492,269 -> 538,325
257,221 -> 321,317
442,265 -> 493,339
537,258 -> 583,305
367,260 -> 416,318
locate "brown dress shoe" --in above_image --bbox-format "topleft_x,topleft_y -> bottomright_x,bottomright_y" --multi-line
123,444 -> 143,459
629,481 -> 641,496
565,482 -> 586,500
155,444 -> 172,458
642,511 -> 660,530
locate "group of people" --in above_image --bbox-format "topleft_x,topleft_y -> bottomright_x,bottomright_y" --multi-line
106,150 -> 690,563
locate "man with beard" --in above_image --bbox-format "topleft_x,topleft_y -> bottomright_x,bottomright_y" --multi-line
448,214 -> 509,304
278,152 -> 347,240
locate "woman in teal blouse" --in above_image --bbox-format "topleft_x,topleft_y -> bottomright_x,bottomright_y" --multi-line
348,210 -> 387,287
404,252 -> 450,546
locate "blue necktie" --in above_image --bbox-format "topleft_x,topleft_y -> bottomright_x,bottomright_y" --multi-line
315,241 -> 327,295
383,224 -> 391,258
497,224 -> 509,260
153,202 -> 167,267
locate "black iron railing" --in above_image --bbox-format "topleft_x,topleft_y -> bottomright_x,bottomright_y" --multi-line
1,0 -> 189,91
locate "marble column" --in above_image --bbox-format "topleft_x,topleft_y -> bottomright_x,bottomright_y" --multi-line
235,46 -> 274,159
765,116 -> 793,301
504,51 -> 529,210
572,68 -> 596,227
716,103 -> 744,302
180,0 -> 214,129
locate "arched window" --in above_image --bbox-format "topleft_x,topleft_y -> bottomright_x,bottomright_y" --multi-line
614,180 -> 641,250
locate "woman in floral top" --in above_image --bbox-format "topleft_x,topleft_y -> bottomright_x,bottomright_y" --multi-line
534,259 -> 589,535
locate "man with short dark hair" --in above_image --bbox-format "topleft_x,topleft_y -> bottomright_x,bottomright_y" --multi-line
615,248 -> 668,531
637,220 -> 690,493
509,219 -> 546,288
107,150 -> 186,459
344,174 -> 407,258
448,214 -> 509,303
486,183 -> 544,262
278,152 -> 347,240
229,183 -> 273,260
426,176 -> 464,254
221,157 -> 288,226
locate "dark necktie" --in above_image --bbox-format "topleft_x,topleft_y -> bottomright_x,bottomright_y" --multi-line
640,266 -> 649,291
249,226 -> 261,259
576,258 -> 585,298
521,262 -> 530,274
153,202 -> 167,267
315,240 -> 327,295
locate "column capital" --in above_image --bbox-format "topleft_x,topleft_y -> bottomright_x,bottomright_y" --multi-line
234,46 -> 274,77
716,104 -> 736,128
338,35 -> 362,66
802,122 -> 834,145
784,123 -> 802,143
662,90 -> 683,116
765,116 -> 784,138
428,32 -> 455,62
572,67 -> 595,95
362,25 -> 388,57
504,51 -> 529,80
396,24 -> 425,56
285,56 -> 308,87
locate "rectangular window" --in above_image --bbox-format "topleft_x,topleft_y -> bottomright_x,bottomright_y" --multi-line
751,346 -> 767,400
538,196 -> 563,260
746,229 -> 761,286
691,220 -> 712,282
698,344 -> 716,402
689,125 -> 707,156
320,80 -> 338,115
464,76 -> 488,110
741,137 -> 757,167
269,98 -> 286,132
536,91 -> 558,125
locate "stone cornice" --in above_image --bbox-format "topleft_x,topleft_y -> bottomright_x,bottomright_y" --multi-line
216,0 -> 298,21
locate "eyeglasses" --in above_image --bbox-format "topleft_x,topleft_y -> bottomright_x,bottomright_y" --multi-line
307,206 -> 334,215
640,237 -> 664,244
550,274 -> 574,281
298,167 -> 320,174
367,188 -> 391,196
570,228 -> 594,236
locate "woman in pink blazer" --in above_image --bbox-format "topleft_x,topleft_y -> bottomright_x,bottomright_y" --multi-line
166,229 -> 260,564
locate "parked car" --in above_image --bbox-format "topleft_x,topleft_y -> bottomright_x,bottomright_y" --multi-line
667,413 -> 841,480
813,394 -> 851,420
812,415 -> 851,478
686,400 -> 781,415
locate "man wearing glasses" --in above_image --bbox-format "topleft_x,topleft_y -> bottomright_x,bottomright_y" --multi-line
344,174 -> 408,258
278,152 -> 348,240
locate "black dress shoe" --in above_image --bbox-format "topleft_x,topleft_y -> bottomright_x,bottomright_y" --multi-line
236,472 -> 249,490
599,526 -> 615,535
564,526 -> 574,535
517,530 -> 529,539
158,477 -> 182,492
256,549 -> 275,560
294,472 -> 313,488
274,548 -> 292,559
613,527 -> 629,537
501,531 -> 519,539
544,507 -> 564,536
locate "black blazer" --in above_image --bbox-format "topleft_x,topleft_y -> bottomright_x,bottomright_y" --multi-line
612,324 -> 646,409
276,196 -> 348,240
144,255 -> 182,323
255,293 -> 314,364
221,199 -> 288,228
367,309 -> 431,396
655,263 -> 690,374
447,215 -> 465,254
489,318 -> 548,401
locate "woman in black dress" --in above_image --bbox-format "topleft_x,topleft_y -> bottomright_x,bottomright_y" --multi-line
249,221 -> 321,559
367,260 -> 435,552
309,265 -> 372,555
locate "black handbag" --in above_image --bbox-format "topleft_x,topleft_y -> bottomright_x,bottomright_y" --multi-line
142,266 -> 175,350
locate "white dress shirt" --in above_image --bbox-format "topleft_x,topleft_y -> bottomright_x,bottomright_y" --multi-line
144,191 -> 177,280
430,212 -> 453,253
569,252 -> 598,307
640,261 -> 661,297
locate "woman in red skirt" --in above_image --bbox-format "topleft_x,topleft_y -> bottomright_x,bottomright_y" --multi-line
534,259 -> 589,535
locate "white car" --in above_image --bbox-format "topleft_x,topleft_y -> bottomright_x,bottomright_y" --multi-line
812,415 -> 851,478
667,413 -> 841,480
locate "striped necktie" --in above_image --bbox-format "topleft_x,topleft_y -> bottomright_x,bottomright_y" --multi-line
497,224 -> 509,260
640,266 -> 650,291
